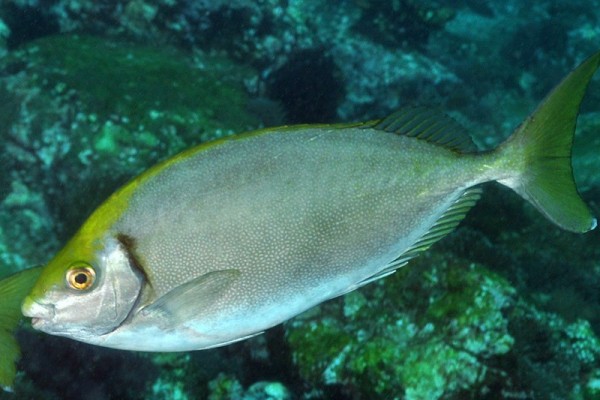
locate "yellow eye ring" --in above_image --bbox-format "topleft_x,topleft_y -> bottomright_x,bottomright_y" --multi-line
66,264 -> 96,291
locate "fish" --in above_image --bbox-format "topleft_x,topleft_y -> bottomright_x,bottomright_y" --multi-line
0,51 -> 598,389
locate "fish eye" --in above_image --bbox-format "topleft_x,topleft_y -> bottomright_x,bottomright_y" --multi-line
66,263 -> 96,291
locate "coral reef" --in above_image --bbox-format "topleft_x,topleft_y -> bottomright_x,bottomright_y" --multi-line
286,254 -> 516,399
574,112 -> 600,188
508,305 -> 600,399
353,0 -> 456,49
0,0 -> 599,399
207,374 -> 291,400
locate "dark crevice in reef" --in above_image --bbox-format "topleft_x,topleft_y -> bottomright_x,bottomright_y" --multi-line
268,48 -> 345,124
2,3 -> 60,49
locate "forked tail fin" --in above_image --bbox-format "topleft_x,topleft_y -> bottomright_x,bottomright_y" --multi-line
0,266 -> 42,391
496,52 -> 600,232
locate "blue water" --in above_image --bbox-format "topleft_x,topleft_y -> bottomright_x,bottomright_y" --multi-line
1,1 -> 599,399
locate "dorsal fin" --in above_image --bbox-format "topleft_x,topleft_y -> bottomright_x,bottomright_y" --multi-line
349,187 -> 482,290
373,107 -> 477,153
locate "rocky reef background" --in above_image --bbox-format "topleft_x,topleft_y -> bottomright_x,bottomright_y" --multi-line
0,0 -> 600,399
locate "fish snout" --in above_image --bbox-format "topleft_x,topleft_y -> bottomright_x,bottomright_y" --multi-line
21,296 -> 55,328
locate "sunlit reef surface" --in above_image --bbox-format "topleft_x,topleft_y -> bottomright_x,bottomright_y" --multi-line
1,1 -> 600,399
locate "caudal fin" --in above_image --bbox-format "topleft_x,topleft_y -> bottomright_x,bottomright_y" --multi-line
0,266 -> 42,391
496,52 -> 600,233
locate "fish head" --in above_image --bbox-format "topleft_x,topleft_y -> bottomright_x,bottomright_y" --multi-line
22,234 -> 144,342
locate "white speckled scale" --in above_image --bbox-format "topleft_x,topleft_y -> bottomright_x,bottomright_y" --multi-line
98,127 -> 485,351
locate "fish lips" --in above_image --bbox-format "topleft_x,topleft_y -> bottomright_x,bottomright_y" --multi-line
21,296 -> 56,331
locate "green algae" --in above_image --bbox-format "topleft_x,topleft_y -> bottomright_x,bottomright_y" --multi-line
12,35 -> 258,137
509,303 -> 600,399
207,374 -> 244,400
0,180 -> 56,274
286,254 -> 516,399
149,353 -> 192,400
0,34 -> 260,239
353,0 -> 455,49
286,316 -> 354,384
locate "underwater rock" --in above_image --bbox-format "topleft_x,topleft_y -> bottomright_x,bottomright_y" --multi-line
267,48 -> 345,123
508,304 -> 600,399
331,38 -> 458,120
352,0 -> 456,49
149,353 -> 193,400
207,374 -> 291,400
573,112 -> 600,189
286,243 -> 600,399
0,1 -> 466,124
285,254 -> 516,399
2,329 -> 158,400
0,3 -> 59,49
244,381 -> 291,400
0,17 -> 8,56
0,34 -> 259,249
0,0 -> 299,64
0,180 -> 56,276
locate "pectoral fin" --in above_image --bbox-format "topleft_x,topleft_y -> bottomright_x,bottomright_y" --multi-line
0,266 -> 43,391
140,269 -> 240,325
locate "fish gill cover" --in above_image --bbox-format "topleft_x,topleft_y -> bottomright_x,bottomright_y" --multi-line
0,1 -> 599,399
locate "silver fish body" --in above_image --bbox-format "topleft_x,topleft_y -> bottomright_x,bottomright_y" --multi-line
99,127 -> 483,350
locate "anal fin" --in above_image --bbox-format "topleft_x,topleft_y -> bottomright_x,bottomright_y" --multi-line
352,187 -> 481,289
201,331 -> 265,349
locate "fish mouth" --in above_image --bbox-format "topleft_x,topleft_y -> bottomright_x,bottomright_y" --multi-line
30,317 -> 43,327
22,297 -> 55,329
